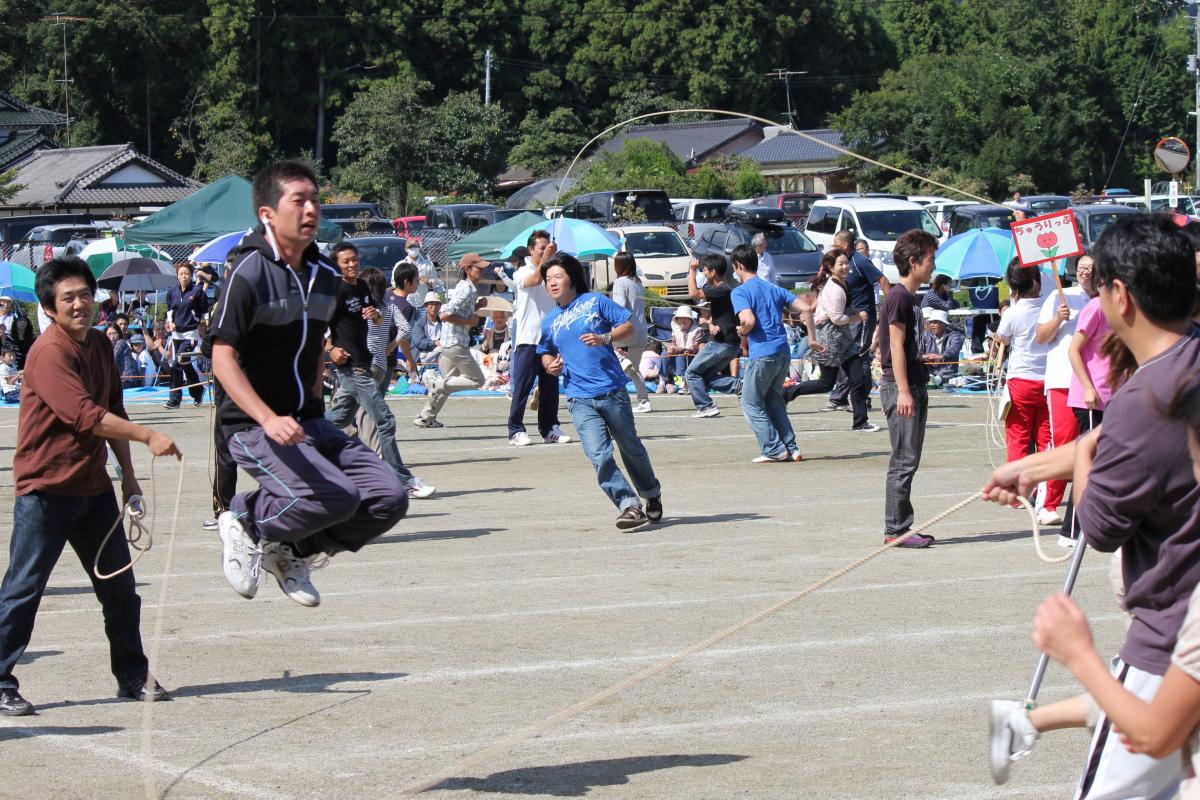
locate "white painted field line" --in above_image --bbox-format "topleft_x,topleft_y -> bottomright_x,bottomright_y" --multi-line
33,567 -> 1108,651
0,721 -> 293,800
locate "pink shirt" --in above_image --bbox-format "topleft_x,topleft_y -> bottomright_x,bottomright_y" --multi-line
1067,297 -> 1113,410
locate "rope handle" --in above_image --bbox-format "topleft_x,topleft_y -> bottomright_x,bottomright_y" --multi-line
94,461 -> 161,581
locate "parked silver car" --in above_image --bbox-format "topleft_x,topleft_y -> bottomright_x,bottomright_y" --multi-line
8,223 -> 104,267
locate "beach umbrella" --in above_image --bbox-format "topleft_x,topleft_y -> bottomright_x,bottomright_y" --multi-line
191,229 -> 250,265
934,228 -> 1014,280
0,261 -> 37,303
498,218 -> 620,260
98,257 -> 178,292
79,238 -> 169,279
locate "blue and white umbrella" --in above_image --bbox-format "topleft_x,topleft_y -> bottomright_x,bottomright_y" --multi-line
191,229 -> 250,265
498,218 -> 620,260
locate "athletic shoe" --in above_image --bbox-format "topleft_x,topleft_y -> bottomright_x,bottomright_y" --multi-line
0,688 -> 33,716
407,479 -> 436,499
632,400 -> 652,414
819,401 -> 846,412
989,699 -> 1040,784
217,511 -> 261,599
693,406 -> 720,418
543,425 -> 571,444
852,423 -> 880,432
645,496 -> 663,523
751,451 -> 790,463
1037,508 -> 1063,527
116,677 -> 171,703
162,401 -> 180,410
201,518 -> 219,531
261,541 -> 321,607
884,532 -> 935,548
788,451 -> 804,462
510,431 -> 532,447
1057,535 -> 1077,549
615,505 -> 650,530
193,397 -> 203,408
413,417 -> 444,429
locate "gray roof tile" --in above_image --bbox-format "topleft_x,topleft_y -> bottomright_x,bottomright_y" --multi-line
598,119 -> 760,164
2,143 -> 201,209
0,90 -> 68,128
739,129 -> 845,164
0,131 -> 53,171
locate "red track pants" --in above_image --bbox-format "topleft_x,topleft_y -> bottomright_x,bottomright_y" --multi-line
1004,377 -> 1054,511
1044,388 -> 1078,511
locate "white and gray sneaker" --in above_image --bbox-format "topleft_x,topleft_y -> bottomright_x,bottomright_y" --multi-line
693,406 -> 720,418
407,478 -> 436,499
989,699 -> 1040,784
261,541 -> 322,607
543,425 -> 571,444
217,511 -> 261,599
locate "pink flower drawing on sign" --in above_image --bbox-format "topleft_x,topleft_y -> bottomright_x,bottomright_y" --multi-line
1036,231 -> 1058,258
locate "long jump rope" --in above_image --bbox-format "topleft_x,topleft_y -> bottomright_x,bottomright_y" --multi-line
84,110 -> 1081,797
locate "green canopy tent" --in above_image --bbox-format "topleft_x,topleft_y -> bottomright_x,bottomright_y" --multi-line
123,174 -> 342,245
444,211 -> 547,261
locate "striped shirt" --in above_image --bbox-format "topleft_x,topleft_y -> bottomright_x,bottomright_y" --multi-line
366,303 -> 407,373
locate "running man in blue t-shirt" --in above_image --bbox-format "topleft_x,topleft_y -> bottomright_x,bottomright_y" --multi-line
537,254 -> 663,529
730,244 -> 820,462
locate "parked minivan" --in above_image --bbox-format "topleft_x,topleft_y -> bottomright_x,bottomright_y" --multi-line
560,190 -> 675,223
8,223 -> 104,267
459,208 -> 540,233
804,197 -> 941,282
945,204 -> 1017,237
426,203 -> 498,229
751,192 -> 825,223
672,198 -> 731,244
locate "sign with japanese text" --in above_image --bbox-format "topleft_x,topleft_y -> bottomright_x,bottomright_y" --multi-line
1010,210 -> 1084,268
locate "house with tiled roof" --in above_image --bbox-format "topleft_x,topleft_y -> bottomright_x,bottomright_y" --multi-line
597,119 -> 764,168
738,127 -> 855,193
1,143 -> 202,216
0,90 -> 66,171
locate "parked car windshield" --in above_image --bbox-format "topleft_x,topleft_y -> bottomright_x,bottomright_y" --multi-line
353,241 -> 408,271
1083,212 -> 1126,243
762,227 -> 819,254
614,193 -> 674,220
858,210 -> 939,241
622,230 -> 689,258
1027,198 -> 1069,213
781,197 -> 818,215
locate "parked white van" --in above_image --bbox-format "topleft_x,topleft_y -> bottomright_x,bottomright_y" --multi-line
804,197 -> 942,282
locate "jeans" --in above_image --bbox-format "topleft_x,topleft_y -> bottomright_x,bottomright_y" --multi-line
567,390 -> 661,511
327,365 -> 411,483
351,368 -> 419,489
507,343 -> 561,438
740,351 -> 796,458
880,381 -> 928,535
658,354 -> 690,385
685,341 -> 741,410
0,491 -> 148,691
786,353 -> 869,428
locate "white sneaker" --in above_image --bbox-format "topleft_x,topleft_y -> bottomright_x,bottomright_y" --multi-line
693,406 -> 720,418
751,452 -> 790,463
543,425 -> 571,444
510,431 -> 532,447
1036,508 -> 1063,527
989,699 -> 1040,785
407,478 -> 436,499
1058,535 -> 1077,549
260,541 -> 321,607
852,423 -> 881,432
217,511 -> 261,599
632,400 -> 652,414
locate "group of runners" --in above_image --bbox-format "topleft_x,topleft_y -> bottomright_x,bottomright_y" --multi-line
0,158 -> 1198,800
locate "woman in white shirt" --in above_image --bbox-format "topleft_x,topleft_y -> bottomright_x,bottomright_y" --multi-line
610,251 -> 652,413
995,261 -> 1057,516
783,248 -> 876,431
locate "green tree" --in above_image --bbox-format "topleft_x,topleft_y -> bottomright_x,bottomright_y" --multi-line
574,139 -> 690,196
508,107 -> 588,175
0,169 -> 23,204
332,79 -> 428,213
419,91 -> 511,196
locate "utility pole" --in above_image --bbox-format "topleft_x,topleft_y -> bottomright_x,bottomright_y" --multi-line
484,48 -> 493,105
766,68 -> 807,129
50,12 -> 73,148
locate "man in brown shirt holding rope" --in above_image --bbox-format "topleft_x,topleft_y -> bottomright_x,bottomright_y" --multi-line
0,256 -> 180,716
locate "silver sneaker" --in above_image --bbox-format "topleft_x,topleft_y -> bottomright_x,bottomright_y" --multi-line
693,406 -> 720,418
989,699 -> 1040,784
217,511 -> 261,599
261,542 -> 321,607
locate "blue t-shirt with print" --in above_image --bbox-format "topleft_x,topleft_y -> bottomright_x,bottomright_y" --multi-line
731,276 -> 792,358
537,292 -> 632,399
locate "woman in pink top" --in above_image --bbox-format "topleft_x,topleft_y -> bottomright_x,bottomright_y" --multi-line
1068,295 -> 1113,425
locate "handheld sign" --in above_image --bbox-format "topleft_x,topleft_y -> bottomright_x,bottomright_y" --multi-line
1011,210 -> 1083,307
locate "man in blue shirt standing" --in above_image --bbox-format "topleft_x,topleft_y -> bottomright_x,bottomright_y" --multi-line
164,262 -> 209,409
537,253 -> 663,530
730,244 -> 820,462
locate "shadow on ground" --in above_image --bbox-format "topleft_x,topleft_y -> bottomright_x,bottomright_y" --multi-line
803,451 -> 889,461
171,670 -> 407,698
648,513 -> 765,531
435,487 -> 531,499
17,649 -> 62,665
432,754 -> 748,796
0,724 -> 123,742
376,528 -> 505,544
44,583 -> 146,596
932,528 -> 1036,546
